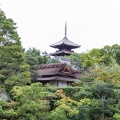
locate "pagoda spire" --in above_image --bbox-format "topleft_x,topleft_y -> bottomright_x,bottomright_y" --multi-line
65,22 -> 67,37
50,22 -> 80,56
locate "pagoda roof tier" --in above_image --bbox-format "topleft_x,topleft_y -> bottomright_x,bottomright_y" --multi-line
50,36 -> 80,49
51,49 -> 74,56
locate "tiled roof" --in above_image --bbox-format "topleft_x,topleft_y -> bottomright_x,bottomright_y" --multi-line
38,63 -> 82,78
50,37 -> 80,49
38,67 -> 61,76
38,63 -> 66,76
40,63 -> 66,69
51,50 -> 73,56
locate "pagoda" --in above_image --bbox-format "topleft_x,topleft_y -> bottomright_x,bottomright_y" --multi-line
50,23 -> 80,56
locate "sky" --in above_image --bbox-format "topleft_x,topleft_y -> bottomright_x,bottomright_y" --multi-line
0,0 -> 120,54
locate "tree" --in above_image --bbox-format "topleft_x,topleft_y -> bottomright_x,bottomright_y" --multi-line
100,44 -> 120,65
25,48 -> 40,80
91,82 -> 114,120
111,44 -> 120,65
50,90 -> 79,120
41,51 -> 59,64
80,48 -> 104,69
113,113 -> 120,120
77,98 -> 91,120
94,65 -> 120,85
69,53 -> 83,69
25,48 -> 59,80
78,63 -> 120,86
0,10 -> 31,91
12,83 -> 50,119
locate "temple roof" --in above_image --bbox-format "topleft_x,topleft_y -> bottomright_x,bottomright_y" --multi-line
50,49 -> 73,56
50,36 -> 80,49
33,63 -> 82,83
50,22 -> 80,49
37,63 -> 82,77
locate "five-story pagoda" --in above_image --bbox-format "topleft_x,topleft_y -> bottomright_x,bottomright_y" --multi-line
50,23 -> 80,56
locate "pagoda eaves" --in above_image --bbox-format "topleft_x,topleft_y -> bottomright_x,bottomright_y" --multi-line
50,22 -> 80,56
50,36 -> 80,49
50,49 -> 74,56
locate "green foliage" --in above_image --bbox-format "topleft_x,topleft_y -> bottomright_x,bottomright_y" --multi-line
76,64 -> 120,119
73,87 -> 93,100
78,64 -> 120,87
70,44 -> 120,70
116,51 -> 120,65
11,83 -> 50,119
101,44 -> 120,65
81,48 -> 104,69
47,87 -> 83,100
0,10 -> 31,91
94,65 -> 120,85
50,90 -> 79,120
26,48 -> 59,65
91,82 -> 114,99
69,53 -> 83,69
78,105 -> 91,120
113,113 -> 120,120
25,48 -> 40,80
0,100 -> 18,119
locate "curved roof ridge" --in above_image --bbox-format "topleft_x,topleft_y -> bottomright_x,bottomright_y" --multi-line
63,36 -> 80,46
40,63 -> 66,69
50,36 -> 80,48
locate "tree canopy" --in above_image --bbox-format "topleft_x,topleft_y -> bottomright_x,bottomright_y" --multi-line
0,10 -> 31,91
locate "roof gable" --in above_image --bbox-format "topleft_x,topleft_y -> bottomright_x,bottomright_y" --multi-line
59,64 -> 72,74
38,63 -> 74,76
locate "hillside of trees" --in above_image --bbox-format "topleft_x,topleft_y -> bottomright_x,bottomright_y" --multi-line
0,9 -> 120,120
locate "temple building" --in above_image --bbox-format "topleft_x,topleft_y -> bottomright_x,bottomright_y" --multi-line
50,23 -> 80,56
36,63 -> 82,87
34,23 -> 82,87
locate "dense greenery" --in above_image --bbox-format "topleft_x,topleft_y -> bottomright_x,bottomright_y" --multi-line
69,44 -> 120,69
0,9 -> 120,120
0,10 -> 31,92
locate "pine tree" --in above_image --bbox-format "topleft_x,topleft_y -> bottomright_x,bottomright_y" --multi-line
0,10 -> 31,91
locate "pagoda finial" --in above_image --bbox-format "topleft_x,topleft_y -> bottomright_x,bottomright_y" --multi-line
65,22 -> 67,37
